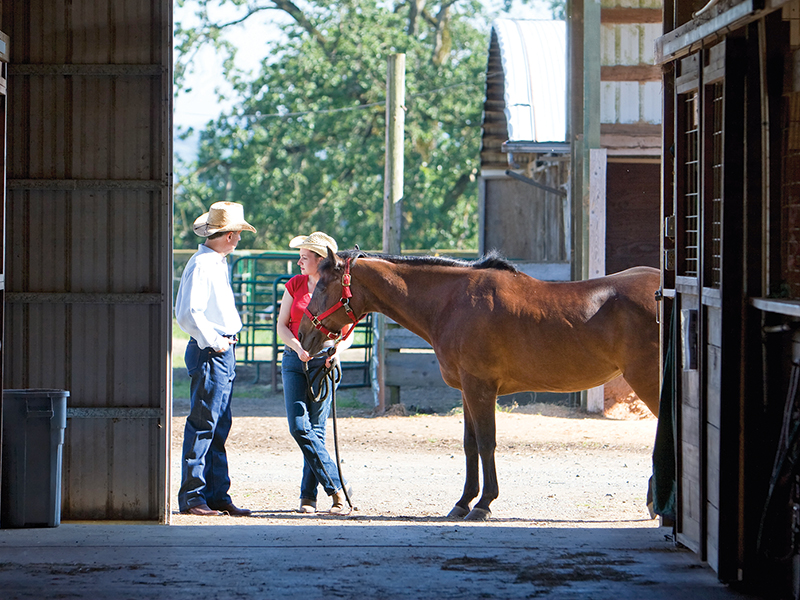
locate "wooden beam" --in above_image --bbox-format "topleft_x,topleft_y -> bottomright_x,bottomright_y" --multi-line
654,0 -> 755,64
601,123 -> 663,136
588,148 -> 607,280
601,64 -> 662,82
601,7 -> 662,23
586,148 -> 607,414
600,122 -> 663,151
782,0 -> 800,47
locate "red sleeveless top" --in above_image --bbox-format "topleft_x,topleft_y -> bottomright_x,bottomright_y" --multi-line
285,274 -> 312,338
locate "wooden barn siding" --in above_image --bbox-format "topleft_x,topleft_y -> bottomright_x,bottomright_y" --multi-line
705,306 -> 723,572
483,172 -> 567,263
605,162 -> 660,273
2,0 -> 172,521
677,289 -> 702,554
600,0 -> 662,126
784,92 -> 800,297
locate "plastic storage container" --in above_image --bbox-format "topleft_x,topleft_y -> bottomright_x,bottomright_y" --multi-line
1,389 -> 69,528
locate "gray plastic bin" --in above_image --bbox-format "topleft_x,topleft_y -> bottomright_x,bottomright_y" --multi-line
1,389 -> 69,528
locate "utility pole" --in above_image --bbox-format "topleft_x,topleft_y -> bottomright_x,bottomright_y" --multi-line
374,54 -> 405,412
383,53 -> 405,254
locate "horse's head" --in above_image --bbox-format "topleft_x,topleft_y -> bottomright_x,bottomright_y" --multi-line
298,247 -> 363,356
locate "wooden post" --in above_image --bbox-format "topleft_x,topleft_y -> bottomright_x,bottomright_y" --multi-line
571,0 -> 601,411
586,148 -> 607,413
374,54 -> 405,412
383,53 -> 405,254
588,148 -> 607,280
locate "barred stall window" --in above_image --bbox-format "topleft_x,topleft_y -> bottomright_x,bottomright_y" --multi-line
680,91 -> 700,278
707,81 -> 724,288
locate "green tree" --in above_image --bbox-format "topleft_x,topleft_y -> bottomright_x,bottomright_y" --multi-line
174,0 -> 489,252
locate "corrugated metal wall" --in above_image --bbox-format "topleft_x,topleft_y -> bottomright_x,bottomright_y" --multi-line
0,32 -> 7,417
1,1 -> 172,521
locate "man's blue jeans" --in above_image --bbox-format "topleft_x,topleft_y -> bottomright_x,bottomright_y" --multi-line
178,339 -> 235,512
282,348 -> 344,501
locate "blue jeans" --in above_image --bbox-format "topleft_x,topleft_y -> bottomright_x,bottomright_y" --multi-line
178,338 -> 235,512
282,348 -> 344,501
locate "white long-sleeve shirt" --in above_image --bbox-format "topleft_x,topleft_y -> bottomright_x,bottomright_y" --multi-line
175,244 -> 242,351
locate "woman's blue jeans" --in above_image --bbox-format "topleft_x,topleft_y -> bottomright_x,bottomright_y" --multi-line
178,339 -> 235,512
282,347 -> 344,501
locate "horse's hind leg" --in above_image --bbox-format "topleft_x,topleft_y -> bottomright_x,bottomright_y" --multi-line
447,391 -> 480,519
622,358 -> 660,417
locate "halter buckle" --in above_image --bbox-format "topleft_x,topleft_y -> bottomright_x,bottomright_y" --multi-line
342,272 -> 352,299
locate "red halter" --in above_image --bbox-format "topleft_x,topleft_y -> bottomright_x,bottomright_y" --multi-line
303,258 -> 361,343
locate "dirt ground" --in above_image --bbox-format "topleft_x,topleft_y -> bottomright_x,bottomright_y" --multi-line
170,362 -> 660,527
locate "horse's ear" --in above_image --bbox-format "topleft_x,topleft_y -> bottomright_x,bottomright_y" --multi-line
327,246 -> 339,268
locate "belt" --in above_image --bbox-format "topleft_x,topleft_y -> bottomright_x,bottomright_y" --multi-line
222,334 -> 238,343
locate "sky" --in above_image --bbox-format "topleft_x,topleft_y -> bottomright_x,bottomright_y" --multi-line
173,0 -> 554,161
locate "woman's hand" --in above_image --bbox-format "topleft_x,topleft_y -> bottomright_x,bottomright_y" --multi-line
325,352 -> 338,369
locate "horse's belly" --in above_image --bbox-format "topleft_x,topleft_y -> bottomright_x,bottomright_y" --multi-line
497,367 -> 623,396
488,349 -> 623,395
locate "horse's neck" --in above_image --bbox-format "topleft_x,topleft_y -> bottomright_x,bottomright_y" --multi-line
356,259 -> 444,342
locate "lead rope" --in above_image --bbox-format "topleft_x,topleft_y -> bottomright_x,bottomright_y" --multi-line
303,349 -> 353,510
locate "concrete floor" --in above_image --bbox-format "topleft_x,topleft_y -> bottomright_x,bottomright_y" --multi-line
0,519 -> 768,599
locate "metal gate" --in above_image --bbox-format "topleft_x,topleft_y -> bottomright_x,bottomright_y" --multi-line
229,252 -> 372,389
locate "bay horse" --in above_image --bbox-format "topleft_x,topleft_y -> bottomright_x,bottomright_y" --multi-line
298,249 -> 660,521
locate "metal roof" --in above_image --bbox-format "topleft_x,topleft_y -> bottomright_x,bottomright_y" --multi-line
492,19 -> 567,152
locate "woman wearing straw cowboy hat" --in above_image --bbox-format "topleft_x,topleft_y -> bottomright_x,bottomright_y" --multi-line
175,202 -> 256,517
277,231 -> 354,514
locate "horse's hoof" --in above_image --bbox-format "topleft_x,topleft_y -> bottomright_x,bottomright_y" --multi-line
447,506 -> 470,519
464,507 -> 491,521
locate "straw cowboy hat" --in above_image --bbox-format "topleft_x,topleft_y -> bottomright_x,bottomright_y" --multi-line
193,202 -> 257,237
289,231 -> 338,257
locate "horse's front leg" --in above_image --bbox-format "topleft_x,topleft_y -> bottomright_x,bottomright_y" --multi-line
447,392 -> 479,519
453,377 -> 498,521
464,394 -> 498,521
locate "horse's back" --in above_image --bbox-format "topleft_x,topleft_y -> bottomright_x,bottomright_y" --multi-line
604,266 -> 660,312
433,263 -> 660,406
607,265 -> 660,283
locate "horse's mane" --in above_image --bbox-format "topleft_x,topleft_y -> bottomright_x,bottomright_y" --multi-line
335,248 -> 518,273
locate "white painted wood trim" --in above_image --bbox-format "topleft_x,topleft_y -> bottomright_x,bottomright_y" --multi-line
589,148 -> 608,280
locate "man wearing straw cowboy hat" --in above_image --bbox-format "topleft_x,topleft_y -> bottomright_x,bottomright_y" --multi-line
175,202 -> 256,517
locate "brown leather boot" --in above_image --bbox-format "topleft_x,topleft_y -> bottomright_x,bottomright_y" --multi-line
299,499 -> 316,514
329,486 -> 354,514
329,489 -> 348,514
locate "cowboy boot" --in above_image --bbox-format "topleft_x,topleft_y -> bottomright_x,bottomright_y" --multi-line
329,486 -> 354,514
299,498 -> 316,514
